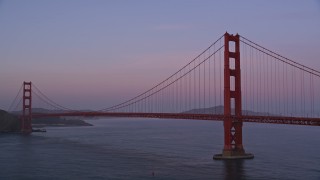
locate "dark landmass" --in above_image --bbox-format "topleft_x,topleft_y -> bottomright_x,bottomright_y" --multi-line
11,108 -> 103,120
32,117 -> 92,128
0,108 -> 93,132
11,108 -> 82,115
0,110 -> 20,132
183,105 -> 274,116
27,108 -> 93,127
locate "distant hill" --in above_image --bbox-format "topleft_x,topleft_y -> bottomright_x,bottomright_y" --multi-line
0,109 -> 20,132
183,105 -> 273,116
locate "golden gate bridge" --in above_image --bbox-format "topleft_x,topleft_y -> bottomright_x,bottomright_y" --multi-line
8,32 -> 320,159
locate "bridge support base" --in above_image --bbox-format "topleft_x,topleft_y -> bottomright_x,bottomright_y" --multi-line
213,152 -> 254,160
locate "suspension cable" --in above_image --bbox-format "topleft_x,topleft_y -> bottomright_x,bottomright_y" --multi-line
99,34 -> 225,112
8,83 -> 23,112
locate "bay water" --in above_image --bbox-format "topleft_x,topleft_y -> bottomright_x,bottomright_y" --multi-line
0,118 -> 319,179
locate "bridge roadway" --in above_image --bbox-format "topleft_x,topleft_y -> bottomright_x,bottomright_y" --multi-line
31,112 -> 320,126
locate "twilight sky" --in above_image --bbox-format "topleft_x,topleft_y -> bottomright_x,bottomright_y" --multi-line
1,0 -> 320,110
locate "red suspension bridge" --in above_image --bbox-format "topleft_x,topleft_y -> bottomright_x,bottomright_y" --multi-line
8,32 -> 320,159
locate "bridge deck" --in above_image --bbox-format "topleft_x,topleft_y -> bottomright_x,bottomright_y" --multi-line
31,112 -> 320,126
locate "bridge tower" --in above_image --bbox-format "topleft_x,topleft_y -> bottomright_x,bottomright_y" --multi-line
213,33 -> 253,159
21,81 -> 32,134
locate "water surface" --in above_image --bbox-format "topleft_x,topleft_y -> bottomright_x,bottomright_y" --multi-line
0,118 -> 319,179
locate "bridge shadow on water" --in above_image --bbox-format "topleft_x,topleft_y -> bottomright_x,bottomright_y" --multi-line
222,160 -> 247,180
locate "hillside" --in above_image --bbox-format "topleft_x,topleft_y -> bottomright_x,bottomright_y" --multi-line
32,117 -> 92,128
183,105 -> 273,116
0,110 -> 20,132
0,108 -> 93,131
